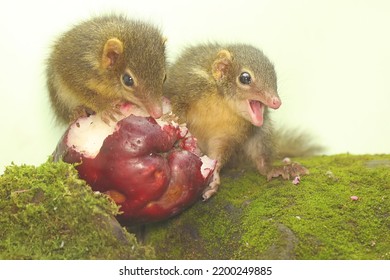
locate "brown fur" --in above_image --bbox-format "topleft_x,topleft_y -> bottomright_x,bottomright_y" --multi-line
46,14 -> 166,123
164,43 -> 310,199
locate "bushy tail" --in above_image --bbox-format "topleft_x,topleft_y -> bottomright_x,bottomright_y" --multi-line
274,128 -> 326,158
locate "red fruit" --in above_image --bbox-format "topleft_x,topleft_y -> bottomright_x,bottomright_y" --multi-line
53,102 -> 216,224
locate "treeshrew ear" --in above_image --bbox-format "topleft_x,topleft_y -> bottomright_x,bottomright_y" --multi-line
101,38 -> 124,69
212,50 -> 232,80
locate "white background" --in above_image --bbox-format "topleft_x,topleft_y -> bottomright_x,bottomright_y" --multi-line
0,0 -> 389,172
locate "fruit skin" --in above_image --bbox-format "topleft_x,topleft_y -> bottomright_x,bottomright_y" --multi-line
53,111 -> 216,225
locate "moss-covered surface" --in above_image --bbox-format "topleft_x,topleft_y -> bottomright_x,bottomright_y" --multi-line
1,154 -> 389,259
144,154 -> 390,260
0,160 -> 154,260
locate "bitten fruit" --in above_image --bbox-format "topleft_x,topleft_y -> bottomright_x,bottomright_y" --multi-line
53,102 -> 216,224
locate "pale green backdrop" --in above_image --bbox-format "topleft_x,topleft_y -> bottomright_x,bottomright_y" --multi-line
0,0 -> 389,173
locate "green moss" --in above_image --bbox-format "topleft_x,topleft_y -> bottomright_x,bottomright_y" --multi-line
0,160 -> 154,260
2,154 -> 388,260
144,154 -> 390,260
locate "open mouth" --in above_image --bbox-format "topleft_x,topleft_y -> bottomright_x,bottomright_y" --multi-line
247,99 -> 264,127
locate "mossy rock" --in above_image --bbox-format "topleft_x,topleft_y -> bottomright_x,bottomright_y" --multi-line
1,154 -> 389,260
144,154 -> 390,260
0,160 -> 154,260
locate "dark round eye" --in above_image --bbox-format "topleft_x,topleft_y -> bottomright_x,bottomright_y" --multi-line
122,73 -> 134,87
239,72 -> 252,85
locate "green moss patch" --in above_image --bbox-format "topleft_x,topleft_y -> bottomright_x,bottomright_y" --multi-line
144,154 -> 390,260
0,160 -> 154,260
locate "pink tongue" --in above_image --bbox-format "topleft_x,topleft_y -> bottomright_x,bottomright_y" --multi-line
249,100 -> 264,126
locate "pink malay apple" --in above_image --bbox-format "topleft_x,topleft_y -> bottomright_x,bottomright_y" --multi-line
53,102 -> 216,224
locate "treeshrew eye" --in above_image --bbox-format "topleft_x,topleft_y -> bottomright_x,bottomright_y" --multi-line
239,72 -> 252,85
122,73 -> 134,87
